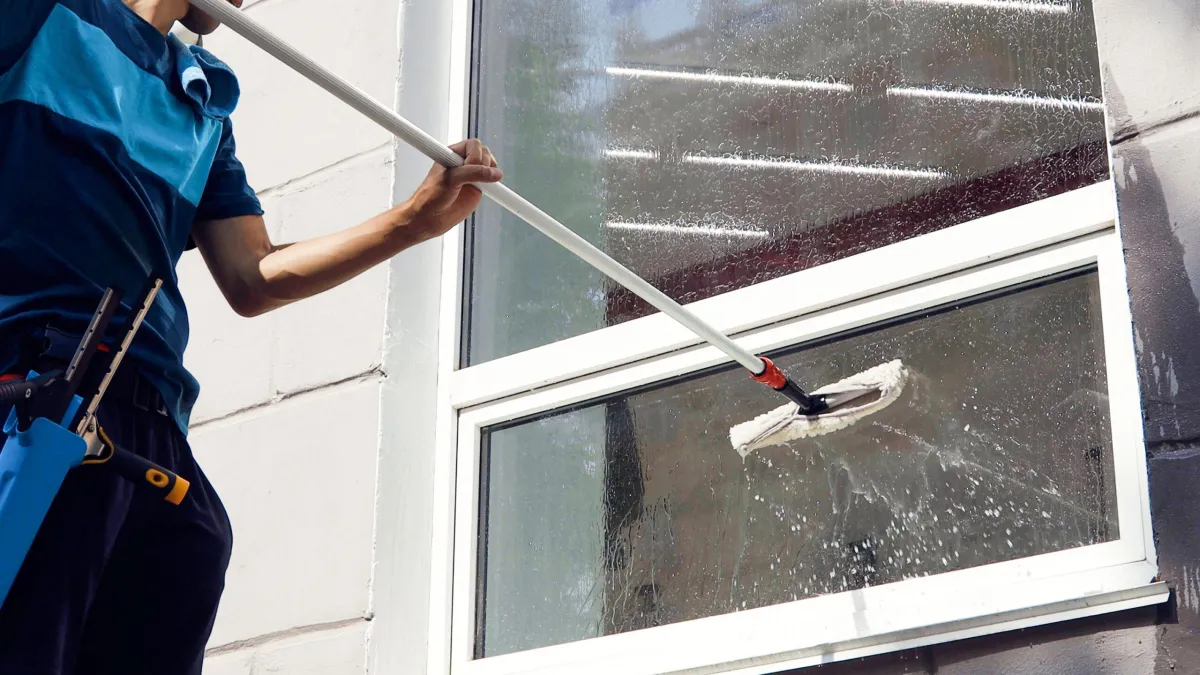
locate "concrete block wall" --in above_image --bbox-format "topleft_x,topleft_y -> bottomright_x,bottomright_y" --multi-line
174,0 -> 404,671
1096,0 -> 1200,669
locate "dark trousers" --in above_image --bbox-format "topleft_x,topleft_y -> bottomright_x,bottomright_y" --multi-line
0,361 -> 233,675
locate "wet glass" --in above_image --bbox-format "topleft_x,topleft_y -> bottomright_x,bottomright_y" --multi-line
476,269 -> 1116,657
463,0 -> 1109,365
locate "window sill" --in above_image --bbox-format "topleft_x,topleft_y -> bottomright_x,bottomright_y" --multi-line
461,561 -> 1165,675
719,576 -> 1168,675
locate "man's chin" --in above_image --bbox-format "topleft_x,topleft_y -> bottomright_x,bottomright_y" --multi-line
181,8 -> 220,36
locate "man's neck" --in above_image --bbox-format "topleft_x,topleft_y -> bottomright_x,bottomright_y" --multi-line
123,0 -> 189,35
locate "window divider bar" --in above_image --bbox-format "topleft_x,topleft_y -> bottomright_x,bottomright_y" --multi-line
456,227 -> 1115,425
450,182 -> 1117,410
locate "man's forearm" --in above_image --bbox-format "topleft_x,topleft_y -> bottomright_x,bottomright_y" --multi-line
249,203 -> 429,315
194,140 -> 500,318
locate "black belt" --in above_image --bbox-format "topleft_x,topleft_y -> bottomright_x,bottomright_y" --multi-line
8,325 -> 171,418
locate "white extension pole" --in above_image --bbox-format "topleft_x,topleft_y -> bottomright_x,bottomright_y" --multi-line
188,0 -> 769,376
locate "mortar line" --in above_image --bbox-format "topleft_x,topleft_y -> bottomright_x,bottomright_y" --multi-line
257,143 -> 394,198
190,365 -> 384,430
1111,108 -> 1200,145
1148,444 -> 1200,460
205,616 -> 371,656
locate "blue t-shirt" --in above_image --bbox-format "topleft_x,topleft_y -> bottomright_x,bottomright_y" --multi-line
0,0 -> 263,434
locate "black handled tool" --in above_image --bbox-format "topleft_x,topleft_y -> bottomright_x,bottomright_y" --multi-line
82,427 -> 190,505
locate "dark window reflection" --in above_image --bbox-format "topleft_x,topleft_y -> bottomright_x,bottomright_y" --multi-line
477,269 -> 1117,657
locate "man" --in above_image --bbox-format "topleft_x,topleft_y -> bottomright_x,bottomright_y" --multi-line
0,0 -> 501,672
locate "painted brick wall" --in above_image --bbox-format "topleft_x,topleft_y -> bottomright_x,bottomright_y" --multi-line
175,0 -> 401,671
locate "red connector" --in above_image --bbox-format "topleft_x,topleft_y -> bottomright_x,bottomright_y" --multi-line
749,357 -> 825,413
750,357 -> 787,389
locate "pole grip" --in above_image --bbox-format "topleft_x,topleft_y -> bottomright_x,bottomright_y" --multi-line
85,440 -> 190,506
0,379 -> 35,407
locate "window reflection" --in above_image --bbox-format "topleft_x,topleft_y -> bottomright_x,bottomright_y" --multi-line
477,270 -> 1117,656
466,0 -> 1108,365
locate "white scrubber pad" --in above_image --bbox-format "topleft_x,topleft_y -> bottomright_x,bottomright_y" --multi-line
729,360 -> 909,458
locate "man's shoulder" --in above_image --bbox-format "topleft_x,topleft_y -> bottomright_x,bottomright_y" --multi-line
0,0 -> 57,73
4,0 -> 184,81
170,38 -> 242,120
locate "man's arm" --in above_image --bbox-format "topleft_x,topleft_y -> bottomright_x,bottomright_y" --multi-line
191,139 -> 501,317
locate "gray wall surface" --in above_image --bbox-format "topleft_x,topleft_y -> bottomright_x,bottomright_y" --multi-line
780,0 -> 1200,672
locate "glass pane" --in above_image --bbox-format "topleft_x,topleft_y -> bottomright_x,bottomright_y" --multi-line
476,270 -> 1116,657
464,0 -> 1109,365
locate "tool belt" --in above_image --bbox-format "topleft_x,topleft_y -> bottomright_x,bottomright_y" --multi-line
4,325 -> 170,419
0,279 -> 189,611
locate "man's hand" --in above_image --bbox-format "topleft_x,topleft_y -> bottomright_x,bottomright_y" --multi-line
401,139 -> 503,243
192,138 -> 502,317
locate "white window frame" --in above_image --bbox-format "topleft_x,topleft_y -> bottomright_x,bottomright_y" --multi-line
420,2 -> 1165,673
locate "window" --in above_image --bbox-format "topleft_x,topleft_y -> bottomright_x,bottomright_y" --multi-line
477,268 -> 1116,657
430,0 -> 1164,673
462,0 -> 1110,368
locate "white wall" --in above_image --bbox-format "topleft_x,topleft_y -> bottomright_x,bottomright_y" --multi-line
174,1 -> 447,672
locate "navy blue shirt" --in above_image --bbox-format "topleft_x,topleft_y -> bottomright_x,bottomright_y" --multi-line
0,0 -> 263,433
